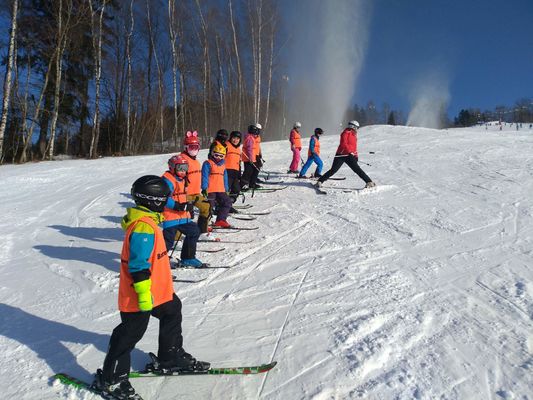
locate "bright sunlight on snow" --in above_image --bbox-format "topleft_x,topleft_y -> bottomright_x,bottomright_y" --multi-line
0,124 -> 532,399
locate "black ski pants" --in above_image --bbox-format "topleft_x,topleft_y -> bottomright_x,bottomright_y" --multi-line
318,154 -> 372,184
226,169 -> 241,202
102,294 -> 183,382
163,221 -> 200,259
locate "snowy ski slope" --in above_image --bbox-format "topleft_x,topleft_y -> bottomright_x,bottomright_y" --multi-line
0,124 -> 532,399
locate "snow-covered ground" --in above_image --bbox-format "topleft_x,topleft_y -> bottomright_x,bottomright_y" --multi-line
0,124 -> 532,400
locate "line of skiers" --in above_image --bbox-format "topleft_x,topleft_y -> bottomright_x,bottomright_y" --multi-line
288,120 -> 376,189
92,119 -> 375,399
92,123 -> 265,399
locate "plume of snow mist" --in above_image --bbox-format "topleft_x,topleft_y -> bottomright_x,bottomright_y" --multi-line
407,74 -> 450,129
286,0 -> 371,135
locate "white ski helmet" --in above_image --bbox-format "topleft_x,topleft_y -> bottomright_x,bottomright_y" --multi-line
294,121 -> 302,129
348,120 -> 360,129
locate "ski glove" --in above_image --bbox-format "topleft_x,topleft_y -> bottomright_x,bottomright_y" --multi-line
133,279 -> 153,312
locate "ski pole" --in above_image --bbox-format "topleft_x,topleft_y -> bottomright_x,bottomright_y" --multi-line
169,238 -> 179,259
359,161 -> 372,167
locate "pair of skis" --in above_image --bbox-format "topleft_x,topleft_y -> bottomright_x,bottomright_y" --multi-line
53,360 -> 277,399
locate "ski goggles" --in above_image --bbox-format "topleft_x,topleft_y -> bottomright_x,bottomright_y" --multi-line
212,152 -> 225,160
186,144 -> 200,151
174,163 -> 189,173
133,192 -> 168,202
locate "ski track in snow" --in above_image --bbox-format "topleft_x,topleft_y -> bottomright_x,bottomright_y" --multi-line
0,125 -> 532,399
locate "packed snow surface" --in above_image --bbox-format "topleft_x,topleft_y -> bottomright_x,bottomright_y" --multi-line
0,124 -> 532,399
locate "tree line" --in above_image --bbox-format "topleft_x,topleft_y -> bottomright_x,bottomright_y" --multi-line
454,98 -> 533,127
0,0 -> 284,164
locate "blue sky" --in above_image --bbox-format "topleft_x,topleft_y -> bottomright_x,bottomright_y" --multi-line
354,0 -> 533,117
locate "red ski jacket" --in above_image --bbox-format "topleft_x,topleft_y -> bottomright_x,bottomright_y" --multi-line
336,128 -> 358,156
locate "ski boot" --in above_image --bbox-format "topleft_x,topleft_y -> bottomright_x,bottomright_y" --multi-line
315,181 -> 323,189
179,258 -> 204,268
146,349 -> 210,374
365,181 -> 376,189
92,369 -> 141,400
214,220 -> 231,228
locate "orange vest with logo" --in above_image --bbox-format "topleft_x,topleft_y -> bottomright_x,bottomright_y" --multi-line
207,159 -> 226,193
181,152 -> 201,195
118,217 -> 174,312
162,171 -> 190,221
225,144 -> 241,171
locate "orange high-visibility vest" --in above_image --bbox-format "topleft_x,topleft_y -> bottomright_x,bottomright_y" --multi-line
225,143 -> 241,171
290,129 -> 302,149
308,136 -> 321,157
253,135 -> 261,159
207,159 -> 226,193
181,152 -> 201,195
162,171 -> 190,222
118,217 -> 173,312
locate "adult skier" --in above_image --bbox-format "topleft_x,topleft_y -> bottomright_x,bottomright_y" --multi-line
298,127 -> 324,178
92,175 -> 209,399
161,155 -> 203,268
315,121 -> 376,189
202,143 -> 233,228
240,123 -> 262,190
180,131 -> 211,234
288,122 -> 302,174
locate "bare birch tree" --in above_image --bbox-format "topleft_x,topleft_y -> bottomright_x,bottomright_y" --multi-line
0,0 -> 19,163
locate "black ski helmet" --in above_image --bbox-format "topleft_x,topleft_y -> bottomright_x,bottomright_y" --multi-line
315,128 -> 324,135
229,130 -> 242,145
248,123 -> 262,135
130,175 -> 170,213
215,129 -> 229,143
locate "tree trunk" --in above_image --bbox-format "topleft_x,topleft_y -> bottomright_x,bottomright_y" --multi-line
168,0 -> 179,146
88,0 -> 106,158
125,0 -> 134,154
0,0 -> 19,163
228,0 -> 242,128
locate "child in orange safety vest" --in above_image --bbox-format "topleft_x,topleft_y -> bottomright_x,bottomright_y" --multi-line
240,123 -> 263,190
201,143 -> 233,228
92,175 -> 209,399
225,130 -> 242,204
180,131 -> 211,234
162,155 -> 203,268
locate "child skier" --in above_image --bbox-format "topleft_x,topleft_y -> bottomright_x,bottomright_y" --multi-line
226,131 -> 242,204
92,175 -> 209,399
162,155 -> 203,268
240,123 -> 262,190
202,143 -> 233,228
209,129 -> 229,154
180,131 -> 211,234
288,122 -> 302,173
316,121 -> 376,189
298,127 -> 324,178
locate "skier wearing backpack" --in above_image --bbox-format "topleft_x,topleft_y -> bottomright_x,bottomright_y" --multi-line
180,131 -> 211,234
315,121 -> 376,189
161,155 -> 204,268
298,127 -> 324,178
202,143 -> 233,228
92,175 -> 209,400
